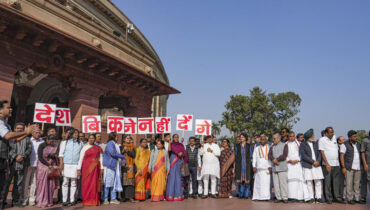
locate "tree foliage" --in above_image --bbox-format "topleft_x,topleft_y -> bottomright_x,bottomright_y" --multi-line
211,122 -> 221,136
219,86 -> 301,138
356,130 -> 369,143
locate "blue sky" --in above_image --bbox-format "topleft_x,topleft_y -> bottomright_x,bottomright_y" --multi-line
112,0 -> 370,139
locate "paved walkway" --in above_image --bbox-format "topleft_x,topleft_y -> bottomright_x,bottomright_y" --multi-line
7,197 -> 370,210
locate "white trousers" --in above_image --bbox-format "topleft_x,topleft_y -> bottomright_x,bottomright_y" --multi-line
62,177 -> 77,203
203,175 -> 217,195
198,180 -> 203,194
23,167 -> 36,205
306,179 -> 323,199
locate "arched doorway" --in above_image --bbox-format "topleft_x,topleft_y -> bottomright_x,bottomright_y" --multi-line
8,76 -> 69,132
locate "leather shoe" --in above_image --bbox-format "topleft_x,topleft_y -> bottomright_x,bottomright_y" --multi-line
335,199 -> 345,204
348,200 -> 355,205
274,199 -> 282,203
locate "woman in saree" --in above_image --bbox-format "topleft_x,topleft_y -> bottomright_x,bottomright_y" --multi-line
121,135 -> 136,202
148,140 -> 169,202
35,134 -> 59,208
219,139 -> 235,198
77,134 -> 103,206
134,138 -> 151,201
166,134 -> 189,201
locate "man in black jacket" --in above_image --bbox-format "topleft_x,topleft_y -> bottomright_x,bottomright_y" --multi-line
340,130 -> 362,204
186,137 -> 199,198
3,123 -> 32,207
299,128 -> 324,203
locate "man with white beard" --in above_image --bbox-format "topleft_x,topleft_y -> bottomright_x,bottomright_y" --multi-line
286,131 -> 310,202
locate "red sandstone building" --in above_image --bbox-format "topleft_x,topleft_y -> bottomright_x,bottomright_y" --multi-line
0,0 -> 179,136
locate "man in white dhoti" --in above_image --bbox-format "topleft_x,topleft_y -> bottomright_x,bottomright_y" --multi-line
58,128 -> 84,206
300,129 -> 324,203
200,135 -> 221,198
252,134 -> 272,201
286,132 -> 310,202
197,144 -> 204,197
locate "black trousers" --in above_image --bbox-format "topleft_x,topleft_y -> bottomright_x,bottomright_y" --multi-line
3,164 -> 26,204
57,179 -> 63,202
77,178 -> 82,201
322,166 -> 343,202
0,159 -> 8,206
360,170 -> 369,200
122,185 -> 134,199
189,166 -> 198,195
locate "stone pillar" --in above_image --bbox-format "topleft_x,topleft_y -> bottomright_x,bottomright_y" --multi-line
14,85 -> 33,123
125,94 -> 153,145
0,65 -> 16,102
69,87 -> 103,131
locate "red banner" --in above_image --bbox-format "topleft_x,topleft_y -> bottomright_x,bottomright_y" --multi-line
124,117 -> 137,134
176,114 -> 193,131
107,116 -> 125,134
138,118 -> 155,134
55,108 -> 71,126
195,119 -> 212,135
33,103 -> 56,124
82,115 -> 101,133
155,117 -> 171,133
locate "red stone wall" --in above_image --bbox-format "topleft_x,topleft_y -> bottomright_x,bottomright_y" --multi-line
0,65 -> 16,102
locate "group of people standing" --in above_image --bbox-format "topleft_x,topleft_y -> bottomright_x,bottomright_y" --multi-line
0,100 -> 369,209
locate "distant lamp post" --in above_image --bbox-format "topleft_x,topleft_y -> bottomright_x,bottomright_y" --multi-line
125,23 -> 135,42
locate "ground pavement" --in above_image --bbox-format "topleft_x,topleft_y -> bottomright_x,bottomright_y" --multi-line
6,197 -> 370,210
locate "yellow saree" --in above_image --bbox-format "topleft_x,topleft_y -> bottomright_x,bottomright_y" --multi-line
151,150 -> 166,202
134,147 -> 151,200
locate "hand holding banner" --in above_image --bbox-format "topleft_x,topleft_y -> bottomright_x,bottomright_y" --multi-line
107,116 -> 125,134
195,119 -> 212,136
138,118 -> 154,134
82,115 -> 101,133
176,114 -> 193,131
33,103 -> 56,124
55,108 -> 71,126
155,117 -> 171,133
124,117 -> 137,134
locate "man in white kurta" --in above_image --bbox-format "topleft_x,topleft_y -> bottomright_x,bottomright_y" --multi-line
58,130 -> 84,205
286,132 -> 310,201
200,136 -> 220,198
252,135 -> 272,200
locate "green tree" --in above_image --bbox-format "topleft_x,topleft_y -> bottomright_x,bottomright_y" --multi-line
211,122 -> 221,136
219,95 -> 249,137
269,91 -> 301,129
220,86 -> 301,138
356,130 -> 369,143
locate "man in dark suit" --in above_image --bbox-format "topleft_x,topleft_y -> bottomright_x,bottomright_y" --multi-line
300,129 -> 324,203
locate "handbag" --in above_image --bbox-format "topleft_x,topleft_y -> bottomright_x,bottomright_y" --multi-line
47,154 -> 61,179
180,162 -> 190,177
48,166 -> 62,179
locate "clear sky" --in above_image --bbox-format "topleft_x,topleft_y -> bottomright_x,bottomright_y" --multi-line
112,0 -> 370,138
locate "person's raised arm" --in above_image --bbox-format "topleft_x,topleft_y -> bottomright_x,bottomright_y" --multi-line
3,124 -> 38,141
